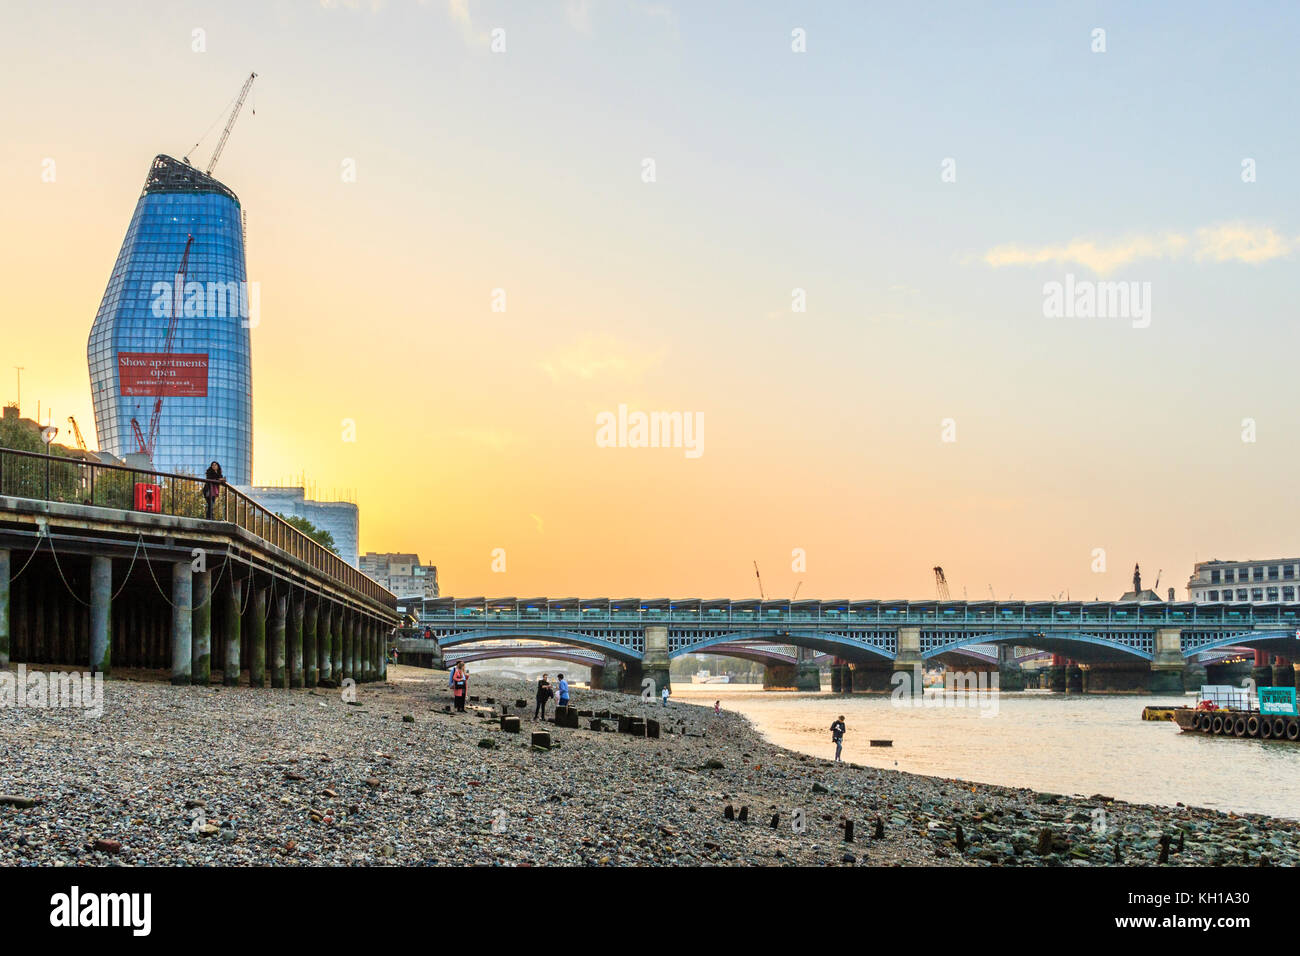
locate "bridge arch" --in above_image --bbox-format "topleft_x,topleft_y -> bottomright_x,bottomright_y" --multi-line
1183,630 -> 1300,659
435,628 -> 642,663
672,629 -> 894,662
920,630 -> 1154,663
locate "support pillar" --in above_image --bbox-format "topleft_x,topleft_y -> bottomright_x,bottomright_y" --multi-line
249,587 -> 267,687
794,645 -> 821,691
1274,658 -> 1294,689
0,549 -> 9,668
318,604 -> 333,685
379,624 -> 388,681
1150,628 -> 1186,695
997,644 -> 1024,691
1065,660 -> 1084,694
89,554 -> 111,675
762,663 -> 796,689
192,569 -> 211,686
893,626 -> 924,698
851,660 -> 894,692
350,615 -> 361,683
223,577 -> 242,686
641,624 -> 670,698
170,561 -> 193,685
289,594 -> 304,688
270,593 -> 287,689
1182,656 -> 1207,693
342,612 -> 353,682
365,620 -> 375,681
303,599 -> 318,688
330,607 -> 342,682
620,659 -> 642,694
597,656 -> 621,690
829,657 -> 844,693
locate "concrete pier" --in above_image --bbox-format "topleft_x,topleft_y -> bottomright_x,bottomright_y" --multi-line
223,577 -> 242,686
893,626 -> 924,698
1149,628 -> 1186,694
270,594 -> 287,689
762,663 -> 796,689
89,554 -> 111,675
851,661 -> 894,692
794,646 -> 821,691
192,569 -> 211,686
249,587 -> 267,687
317,604 -> 332,684
330,608 -> 342,683
304,600 -> 318,688
342,611 -> 353,682
170,561 -> 193,685
289,595 -> 304,688
641,625 -> 670,696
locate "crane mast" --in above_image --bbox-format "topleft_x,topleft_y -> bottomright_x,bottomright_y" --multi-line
131,233 -> 194,460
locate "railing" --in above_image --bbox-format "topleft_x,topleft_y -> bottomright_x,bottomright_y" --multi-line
416,597 -> 1300,628
0,446 -> 394,609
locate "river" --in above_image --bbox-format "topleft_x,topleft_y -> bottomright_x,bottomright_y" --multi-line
671,683 -> 1300,820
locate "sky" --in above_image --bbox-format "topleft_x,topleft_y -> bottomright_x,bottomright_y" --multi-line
2,0 -> 1298,600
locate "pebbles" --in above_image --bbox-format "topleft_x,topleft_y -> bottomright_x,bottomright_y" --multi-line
1,666 -> 1296,867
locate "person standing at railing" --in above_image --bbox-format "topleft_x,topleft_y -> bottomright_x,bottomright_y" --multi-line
203,461 -> 225,520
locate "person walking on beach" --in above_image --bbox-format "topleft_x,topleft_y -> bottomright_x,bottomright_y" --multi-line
556,673 -> 570,709
451,661 -> 468,712
714,699 -> 721,716
534,674 -> 553,720
660,686 -> 670,707
203,461 -> 225,520
830,715 -> 846,762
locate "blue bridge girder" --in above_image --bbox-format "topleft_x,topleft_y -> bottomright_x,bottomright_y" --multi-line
414,598 -> 1300,665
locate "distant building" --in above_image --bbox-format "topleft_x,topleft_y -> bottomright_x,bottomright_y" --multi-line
1118,563 -> 1166,602
1187,558 -> 1300,603
245,486 -> 359,568
360,552 -> 439,599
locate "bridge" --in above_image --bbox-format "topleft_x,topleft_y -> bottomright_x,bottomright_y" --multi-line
403,596 -> 1300,694
0,448 -> 399,687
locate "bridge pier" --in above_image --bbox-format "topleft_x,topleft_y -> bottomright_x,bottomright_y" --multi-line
997,644 -> 1024,691
1065,661 -> 1084,694
270,593 -> 288,689
350,614 -> 362,683
850,660 -> 894,693
303,599 -> 318,688
170,561 -> 193,685
1182,657 -> 1207,692
642,625 -> 671,697
762,663 -> 796,689
1149,627 -> 1185,695
289,594 -> 305,688
330,607 -> 342,681
1274,658 -> 1295,689
193,569 -> 212,686
89,554 -> 111,676
794,646 -> 821,691
1081,662 -> 1154,693
317,604 -> 332,685
223,577 -> 242,686
830,658 -> 849,693
249,587 -> 267,686
893,626 -> 924,698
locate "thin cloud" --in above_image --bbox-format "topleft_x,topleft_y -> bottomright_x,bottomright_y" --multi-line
539,334 -> 666,383
983,223 -> 1295,275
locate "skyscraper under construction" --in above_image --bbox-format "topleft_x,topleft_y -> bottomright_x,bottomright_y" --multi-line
86,154 -> 253,485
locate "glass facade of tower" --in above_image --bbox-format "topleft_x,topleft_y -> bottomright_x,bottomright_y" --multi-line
88,155 -> 253,484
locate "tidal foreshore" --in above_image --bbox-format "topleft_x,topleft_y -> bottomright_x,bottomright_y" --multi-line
1,665 -> 1296,867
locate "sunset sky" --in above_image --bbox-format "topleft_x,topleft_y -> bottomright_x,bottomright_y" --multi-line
4,0 -> 1299,600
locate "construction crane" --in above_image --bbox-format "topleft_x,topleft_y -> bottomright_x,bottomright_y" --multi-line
753,561 -> 765,601
206,72 -> 256,174
933,566 -> 951,601
131,233 -> 194,459
185,72 -> 257,174
66,416 -> 88,451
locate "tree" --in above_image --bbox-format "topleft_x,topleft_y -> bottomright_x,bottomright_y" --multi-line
278,513 -> 336,552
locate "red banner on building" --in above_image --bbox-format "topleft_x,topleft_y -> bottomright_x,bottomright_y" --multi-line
118,352 -> 209,397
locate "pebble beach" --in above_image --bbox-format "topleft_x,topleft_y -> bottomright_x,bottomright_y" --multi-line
2,665 -> 1297,867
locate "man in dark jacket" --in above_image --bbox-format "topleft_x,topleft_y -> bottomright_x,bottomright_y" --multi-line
534,674 -> 553,721
831,716 -> 846,762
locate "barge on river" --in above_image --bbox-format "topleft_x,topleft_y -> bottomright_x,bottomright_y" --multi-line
1171,684 -> 1300,741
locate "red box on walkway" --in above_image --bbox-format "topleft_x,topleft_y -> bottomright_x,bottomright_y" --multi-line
134,482 -> 161,512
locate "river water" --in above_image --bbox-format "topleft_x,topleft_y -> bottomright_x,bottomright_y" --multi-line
670,683 -> 1300,820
